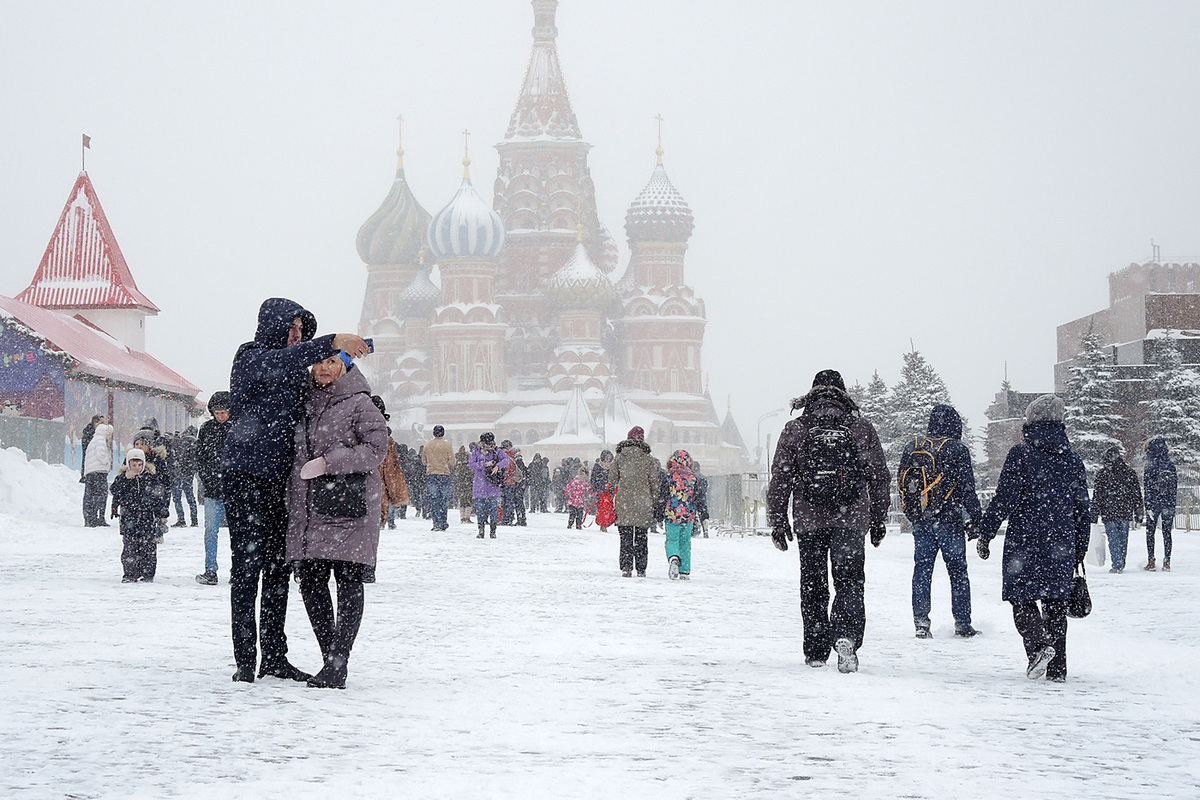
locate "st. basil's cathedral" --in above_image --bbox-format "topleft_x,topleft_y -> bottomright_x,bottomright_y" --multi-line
356,0 -> 748,471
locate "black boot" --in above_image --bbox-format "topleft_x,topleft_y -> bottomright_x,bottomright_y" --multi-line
232,665 -> 255,683
258,659 -> 312,682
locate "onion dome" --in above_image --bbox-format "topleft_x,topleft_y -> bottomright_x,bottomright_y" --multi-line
428,135 -> 506,260
397,258 -> 440,317
548,230 -> 614,309
356,121 -> 431,265
625,129 -> 694,245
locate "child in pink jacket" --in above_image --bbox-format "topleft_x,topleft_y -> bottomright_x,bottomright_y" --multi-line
564,467 -> 591,530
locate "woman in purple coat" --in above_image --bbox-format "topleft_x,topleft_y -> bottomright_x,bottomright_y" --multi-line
286,353 -> 388,688
468,432 -> 510,540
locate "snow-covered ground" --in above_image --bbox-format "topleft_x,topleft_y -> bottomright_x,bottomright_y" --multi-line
1,447 -> 1198,798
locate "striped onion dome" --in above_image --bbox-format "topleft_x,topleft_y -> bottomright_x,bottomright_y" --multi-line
624,162 -> 694,245
548,240 -> 614,309
428,176 -> 506,260
356,167 -> 431,266
397,266 -> 440,317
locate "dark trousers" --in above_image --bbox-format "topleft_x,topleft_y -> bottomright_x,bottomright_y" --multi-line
798,528 -> 866,661
618,526 -> 648,573
225,471 -> 292,671
297,559 -> 364,674
83,472 -> 109,526
502,485 -> 525,524
121,533 -> 157,581
172,478 -> 198,524
1147,508 -> 1174,562
1011,599 -> 1068,679
567,505 -> 584,529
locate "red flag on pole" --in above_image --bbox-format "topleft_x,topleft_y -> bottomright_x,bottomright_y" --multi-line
82,134 -> 91,149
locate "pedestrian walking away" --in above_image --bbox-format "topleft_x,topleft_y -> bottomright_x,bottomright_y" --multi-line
1091,445 -> 1143,574
976,394 -> 1091,683
611,426 -> 660,578
286,353 -> 387,689
195,392 -> 232,585
897,404 -> 983,638
590,450 -> 615,532
455,446 -> 474,523
169,426 -> 199,527
222,296 -> 370,684
662,449 -> 697,580
372,396 -> 410,533
1142,437 -> 1177,572
767,369 -> 890,673
421,424 -> 455,531
564,467 -> 590,529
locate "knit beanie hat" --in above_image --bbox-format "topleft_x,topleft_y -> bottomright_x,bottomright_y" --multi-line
627,426 -> 645,441
125,448 -> 145,464
1025,394 -> 1064,423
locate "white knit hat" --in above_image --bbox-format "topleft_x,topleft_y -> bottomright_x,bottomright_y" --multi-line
1026,394 -> 1064,424
125,448 -> 145,464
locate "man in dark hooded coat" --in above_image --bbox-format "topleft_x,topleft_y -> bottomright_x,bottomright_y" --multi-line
1142,437 -> 1177,571
222,297 -> 368,683
897,404 -> 983,638
1091,445 -> 1143,573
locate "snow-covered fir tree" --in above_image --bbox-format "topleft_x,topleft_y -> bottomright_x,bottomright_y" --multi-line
857,371 -> 890,433
886,350 -> 953,470
1062,328 -> 1123,476
1143,334 -> 1200,482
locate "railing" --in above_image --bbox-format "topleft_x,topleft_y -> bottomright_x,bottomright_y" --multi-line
0,415 -> 65,465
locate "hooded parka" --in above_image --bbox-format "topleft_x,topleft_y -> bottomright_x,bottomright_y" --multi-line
610,439 -> 660,528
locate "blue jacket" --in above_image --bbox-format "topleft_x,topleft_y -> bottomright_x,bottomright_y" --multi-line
979,421 -> 1091,603
1143,438 -> 1178,513
222,298 -> 337,483
898,404 -> 983,527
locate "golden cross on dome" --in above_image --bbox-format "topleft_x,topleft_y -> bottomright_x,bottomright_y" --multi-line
655,114 -> 664,165
396,113 -> 404,170
462,128 -> 471,178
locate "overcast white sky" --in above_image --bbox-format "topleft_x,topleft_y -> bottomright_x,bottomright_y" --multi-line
2,1 -> 1198,448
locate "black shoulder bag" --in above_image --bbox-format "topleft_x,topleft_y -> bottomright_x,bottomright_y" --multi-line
305,401 -> 368,520
1067,561 -> 1092,619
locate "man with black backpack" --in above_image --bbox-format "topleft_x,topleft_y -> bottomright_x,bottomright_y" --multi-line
767,370 -> 890,673
897,404 -> 983,639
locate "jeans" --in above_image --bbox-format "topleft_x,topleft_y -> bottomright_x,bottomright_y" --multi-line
1012,599 -> 1068,679
426,475 -> 451,529
203,497 -> 225,574
225,472 -> 292,671
567,506 -> 584,528
1147,508 -> 1174,562
1104,519 -> 1129,571
911,520 -> 972,630
172,478 -> 197,524
474,496 -> 500,530
798,528 -> 866,662
502,485 -> 525,525
618,526 -> 648,574
665,522 -> 693,574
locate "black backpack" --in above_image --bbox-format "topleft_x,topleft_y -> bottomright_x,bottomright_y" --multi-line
897,435 -> 954,521
799,416 -> 864,510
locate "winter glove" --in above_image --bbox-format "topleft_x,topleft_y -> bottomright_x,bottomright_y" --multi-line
964,521 -> 978,541
869,522 -> 886,548
771,527 -> 793,552
977,538 -> 990,560
300,457 -> 328,480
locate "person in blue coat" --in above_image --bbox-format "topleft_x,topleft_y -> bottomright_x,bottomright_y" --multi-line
223,297 -> 369,684
1142,437 -> 1178,571
977,394 -> 1090,683
898,403 -> 983,639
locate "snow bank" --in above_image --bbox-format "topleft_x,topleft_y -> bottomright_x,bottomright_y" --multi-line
0,446 -> 83,524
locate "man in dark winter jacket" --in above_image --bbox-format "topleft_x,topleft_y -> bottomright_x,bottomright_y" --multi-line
897,404 -> 983,638
222,297 -> 369,684
1143,437 -> 1178,571
1091,445 -> 1143,574
169,426 -> 199,528
195,391 -> 232,586
611,426 -> 660,577
767,370 -> 890,674
977,394 -> 1090,683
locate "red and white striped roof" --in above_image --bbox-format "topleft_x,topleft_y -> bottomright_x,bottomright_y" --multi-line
16,172 -> 159,313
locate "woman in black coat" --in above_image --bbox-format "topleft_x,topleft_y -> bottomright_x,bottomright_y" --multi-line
977,395 -> 1090,683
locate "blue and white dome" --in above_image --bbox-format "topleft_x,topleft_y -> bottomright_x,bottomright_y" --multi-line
428,175 -> 506,260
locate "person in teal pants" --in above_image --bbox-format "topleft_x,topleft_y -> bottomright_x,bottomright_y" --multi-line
662,450 -> 697,580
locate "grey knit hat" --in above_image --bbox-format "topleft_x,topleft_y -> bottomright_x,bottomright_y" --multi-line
1026,394 -> 1064,423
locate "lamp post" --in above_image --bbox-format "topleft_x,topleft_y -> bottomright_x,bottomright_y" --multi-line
756,407 -> 788,470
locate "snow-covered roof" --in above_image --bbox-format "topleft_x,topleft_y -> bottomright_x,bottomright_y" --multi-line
494,403 -> 566,426
547,241 -> 613,309
16,173 -> 158,312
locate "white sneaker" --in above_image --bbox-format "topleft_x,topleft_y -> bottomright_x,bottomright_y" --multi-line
1027,646 -> 1055,680
668,556 -> 680,581
834,637 -> 858,674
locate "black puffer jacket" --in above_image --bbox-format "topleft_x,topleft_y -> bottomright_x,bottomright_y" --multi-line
1091,447 -> 1143,523
196,393 -> 232,501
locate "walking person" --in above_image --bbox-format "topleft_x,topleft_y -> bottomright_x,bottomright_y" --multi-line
372,396 -> 410,531
79,413 -> 104,482
1143,437 -> 1177,572
455,445 -> 474,524
552,459 -> 569,513
82,422 -> 113,527
170,426 -> 199,527
1091,445 -> 1143,574
498,440 -> 522,526
692,460 -> 710,538
110,448 -> 170,582
223,296 -> 369,684
976,394 -> 1091,683
195,392 -> 232,585
897,404 -> 983,638
287,353 -> 388,689
421,425 -> 455,531
564,467 -> 590,529
469,433 -> 510,539
611,426 -> 660,578
662,449 -> 697,580
766,370 -> 890,673
590,450 -> 615,532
